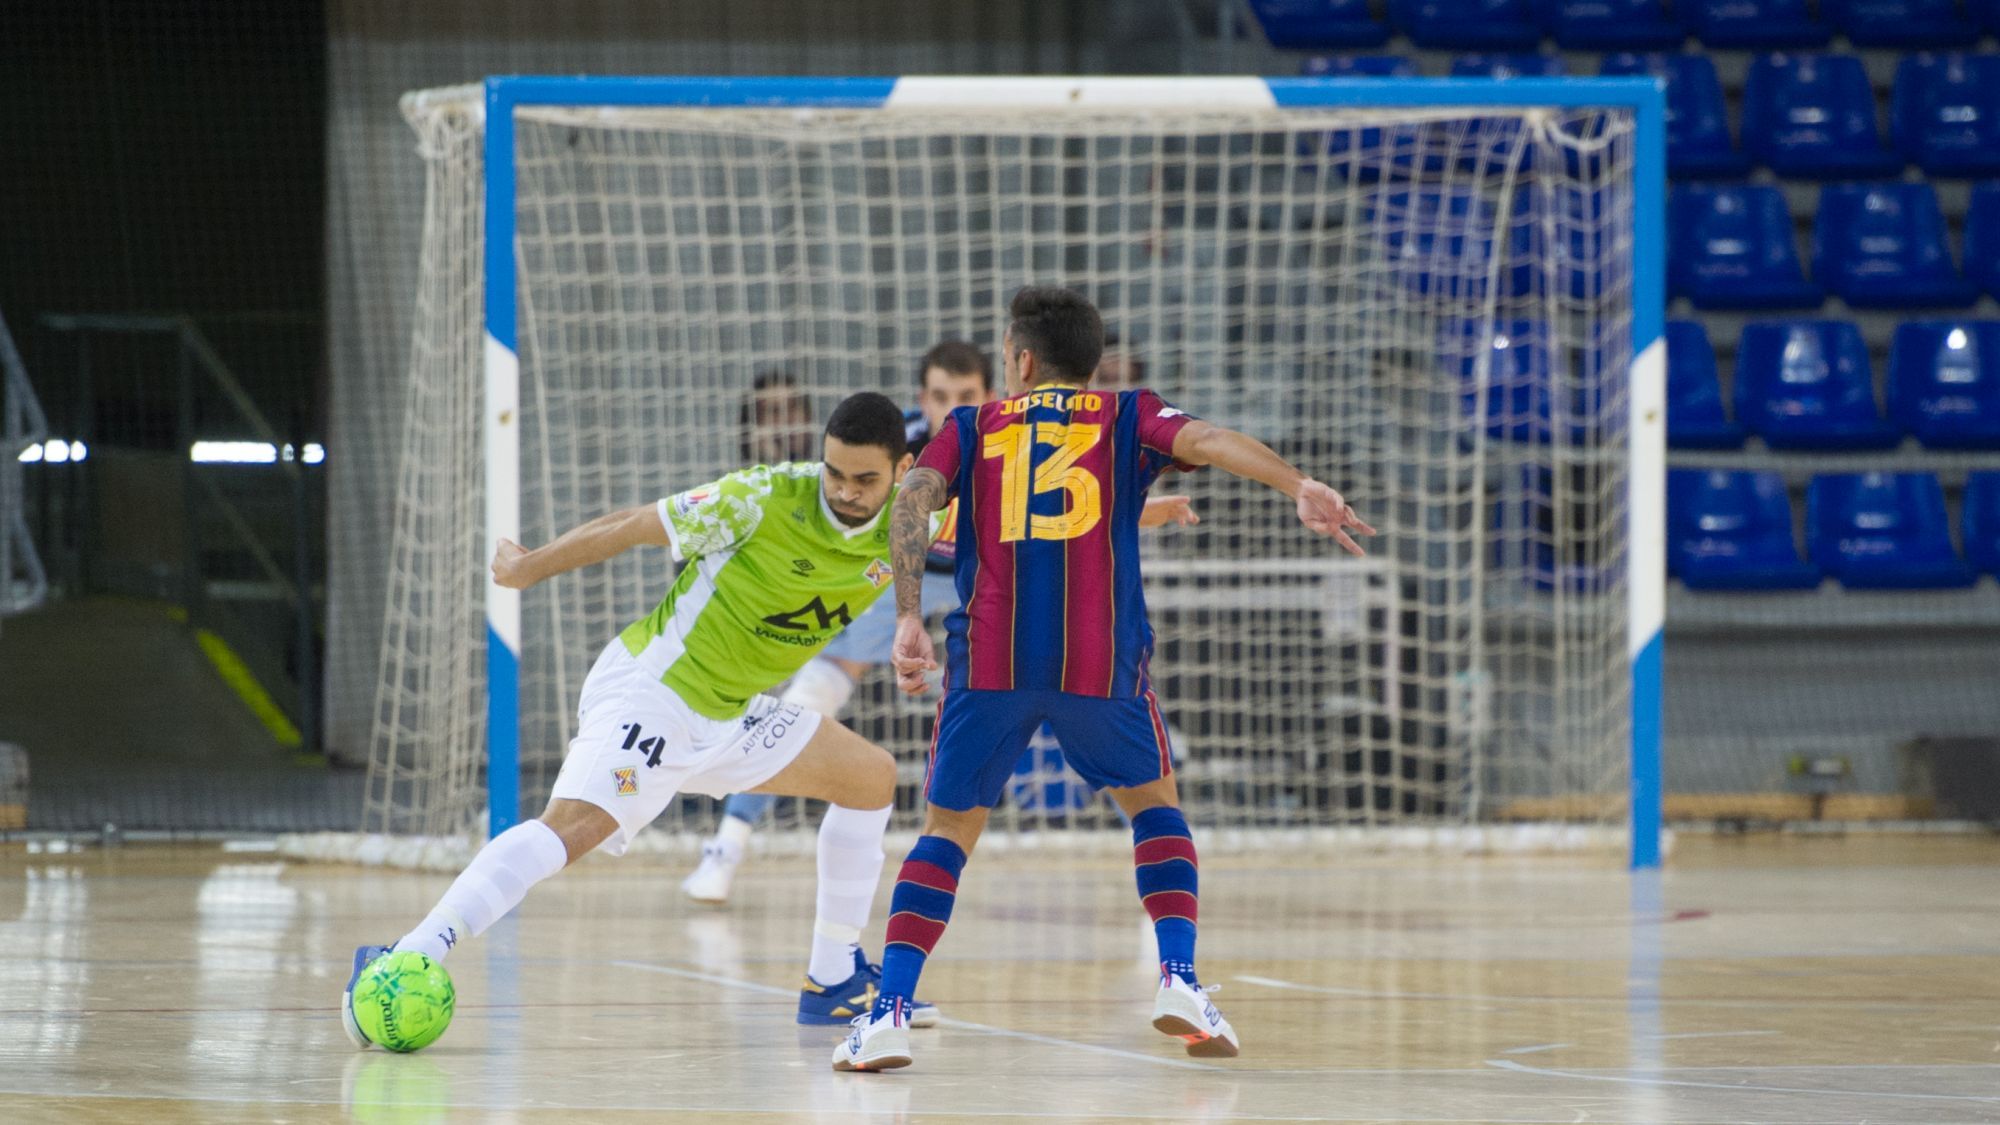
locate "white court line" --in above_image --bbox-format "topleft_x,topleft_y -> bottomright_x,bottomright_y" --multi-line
1232,974 -> 1960,1011
1499,1043 -> 1571,1055
610,959 -> 1222,1072
1646,1029 -> 1778,1040
1486,1058 -> 2000,1104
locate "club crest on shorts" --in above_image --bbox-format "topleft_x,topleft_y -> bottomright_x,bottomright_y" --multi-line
611,767 -> 639,796
864,558 -> 893,588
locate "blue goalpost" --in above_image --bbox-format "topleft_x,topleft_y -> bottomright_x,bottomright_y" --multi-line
476,75 -> 1666,868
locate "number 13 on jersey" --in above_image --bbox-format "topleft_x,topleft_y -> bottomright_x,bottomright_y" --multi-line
982,422 -> 1104,543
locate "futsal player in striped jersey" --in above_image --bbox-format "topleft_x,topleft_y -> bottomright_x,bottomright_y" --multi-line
832,287 -> 1374,1072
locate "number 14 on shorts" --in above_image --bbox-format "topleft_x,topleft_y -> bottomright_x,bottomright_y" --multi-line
621,723 -> 666,767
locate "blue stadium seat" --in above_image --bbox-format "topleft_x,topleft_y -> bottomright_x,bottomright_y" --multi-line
1887,322 -> 2000,448
1297,57 -> 1422,178
1891,55 -> 2000,177
1388,0 -> 1545,48
1964,471 -> 2000,575
1601,54 -> 1750,178
1300,54 -> 1417,77
1372,188 -> 1533,299
1807,472 -> 1977,588
1823,0 -> 1979,45
1552,0 -> 1686,48
1667,469 -> 1821,589
1669,185 -> 1822,309
1454,319 -> 1560,443
1450,52 -> 1565,77
1962,181 -> 2000,299
1666,320 -> 1746,448
1735,321 -> 1903,449
1249,0 -> 1393,47
1812,182 -> 1976,309
1741,53 -> 1902,179
1685,0 -> 1831,46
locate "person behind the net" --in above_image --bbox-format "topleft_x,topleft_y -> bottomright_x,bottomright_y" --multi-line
681,342 -> 1198,906
830,287 -> 1376,1072
338,392 -> 947,1048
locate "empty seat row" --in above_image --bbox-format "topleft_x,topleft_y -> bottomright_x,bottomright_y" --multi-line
1669,469 -> 2000,589
1257,0 -> 2000,50
1672,181 -> 2000,310
1307,52 -> 2000,179
1669,319 -> 2000,450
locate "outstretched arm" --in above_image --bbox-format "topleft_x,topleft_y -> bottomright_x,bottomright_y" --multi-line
888,466 -> 951,694
1170,420 -> 1376,556
491,504 -> 668,590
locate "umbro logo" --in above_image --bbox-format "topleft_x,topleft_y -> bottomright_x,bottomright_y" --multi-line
792,558 -> 815,574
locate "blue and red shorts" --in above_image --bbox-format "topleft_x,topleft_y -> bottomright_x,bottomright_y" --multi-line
924,687 -> 1173,811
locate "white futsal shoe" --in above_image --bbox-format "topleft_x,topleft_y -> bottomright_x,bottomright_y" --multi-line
831,1000 -> 914,1072
680,840 -> 742,904
1151,972 -> 1239,1058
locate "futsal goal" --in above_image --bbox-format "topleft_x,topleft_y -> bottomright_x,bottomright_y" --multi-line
283,75 -> 1665,872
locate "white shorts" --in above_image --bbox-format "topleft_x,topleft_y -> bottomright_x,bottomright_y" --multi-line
548,640 -> 822,856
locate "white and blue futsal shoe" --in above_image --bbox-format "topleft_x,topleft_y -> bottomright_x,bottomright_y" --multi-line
1151,970 -> 1239,1058
830,999 -> 913,1072
339,943 -> 394,1049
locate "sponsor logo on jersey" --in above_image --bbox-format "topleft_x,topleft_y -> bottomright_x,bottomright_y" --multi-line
749,704 -> 804,753
1158,406 -> 1186,418
611,767 -> 639,796
673,489 -> 712,516
762,596 -> 853,633
864,559 -> 893,588
792,558 -> 816,574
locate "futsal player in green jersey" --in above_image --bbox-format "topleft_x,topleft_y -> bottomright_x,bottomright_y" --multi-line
341,392 -> 938,1049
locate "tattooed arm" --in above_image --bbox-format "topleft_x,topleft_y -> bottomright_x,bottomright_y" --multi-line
888,466 -> 951,694
891,467 -> 951,618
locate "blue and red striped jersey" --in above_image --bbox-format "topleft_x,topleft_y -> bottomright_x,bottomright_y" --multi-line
914,384 -> 1199,697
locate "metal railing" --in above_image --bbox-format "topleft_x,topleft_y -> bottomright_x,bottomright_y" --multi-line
36,314 -> 320,754
1,307 -> 50,636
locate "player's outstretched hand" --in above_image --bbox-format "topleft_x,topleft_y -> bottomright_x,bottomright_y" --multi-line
491,539 -> 537,589
1296,480 -> 1377,557
1139,494 -> 1201,529
891,615 -> 938,696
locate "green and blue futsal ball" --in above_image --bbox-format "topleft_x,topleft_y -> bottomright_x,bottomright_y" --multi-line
350,950 -> 456,1052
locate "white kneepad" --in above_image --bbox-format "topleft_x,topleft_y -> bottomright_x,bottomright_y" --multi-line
782,657 -> 857,718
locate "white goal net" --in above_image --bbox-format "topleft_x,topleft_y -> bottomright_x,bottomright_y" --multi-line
297,80 -> 1646,868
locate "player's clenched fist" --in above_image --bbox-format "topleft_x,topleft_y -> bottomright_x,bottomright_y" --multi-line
491,539 -> 537,589
890,615 -> 937,696
1295,479 -> 1377,557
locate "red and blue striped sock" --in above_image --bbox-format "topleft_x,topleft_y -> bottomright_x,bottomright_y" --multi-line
872,835 -> 967,1020
1132,806 -> 1199,987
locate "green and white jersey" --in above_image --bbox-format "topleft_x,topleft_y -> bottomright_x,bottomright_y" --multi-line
619,462 -> 898,720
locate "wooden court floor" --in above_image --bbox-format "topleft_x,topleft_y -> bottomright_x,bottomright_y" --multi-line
2,833 -> 1997,1123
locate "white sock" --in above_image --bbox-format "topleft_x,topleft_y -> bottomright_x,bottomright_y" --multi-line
714,814 -> 752,856
393,819 -> 568,963
808,803 -> 892,986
